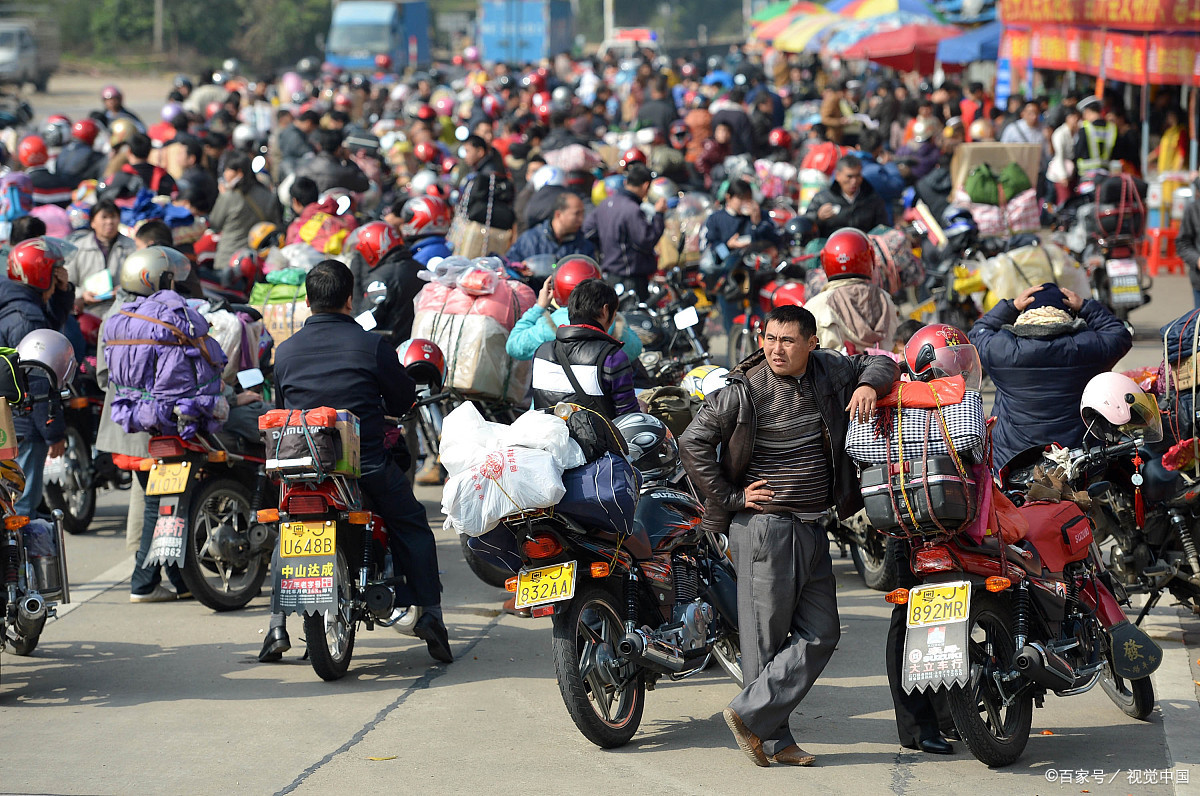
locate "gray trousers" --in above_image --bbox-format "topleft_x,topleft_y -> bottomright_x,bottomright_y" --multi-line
728,511 -> 841,756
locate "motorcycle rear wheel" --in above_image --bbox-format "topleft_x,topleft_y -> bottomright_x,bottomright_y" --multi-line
1100,670 -> 1155,720
459,536 -> 512,589
946,592 -> 1033,767
726,326 -> 756,369
304,550 -> 356,681
552,584 -> 645,748
42,424 -> 97,535
848,518 -> 898,592
182,478 -> 266,612
712,632 -> 743,689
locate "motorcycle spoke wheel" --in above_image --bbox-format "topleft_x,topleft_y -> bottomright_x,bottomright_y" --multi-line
552,585 -> 644,748
304,549 -> 356,681
43,425 -> 96,534
181,479 -> 266,612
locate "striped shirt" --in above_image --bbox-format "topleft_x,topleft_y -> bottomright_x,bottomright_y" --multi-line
743,364 -> 833,514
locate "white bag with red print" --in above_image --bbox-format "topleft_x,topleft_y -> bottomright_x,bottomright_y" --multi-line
441,446 -> 566,536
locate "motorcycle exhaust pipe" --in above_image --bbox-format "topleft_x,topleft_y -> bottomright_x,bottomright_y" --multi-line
1014,642 -> 1076,690
617,629 -> 687,673
16,593 -> 47,638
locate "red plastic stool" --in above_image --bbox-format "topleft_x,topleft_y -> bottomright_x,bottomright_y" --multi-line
1143,227 -> 1184,276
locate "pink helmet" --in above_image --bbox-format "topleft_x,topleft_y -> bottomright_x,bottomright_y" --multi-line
1080,372 -> 1162,442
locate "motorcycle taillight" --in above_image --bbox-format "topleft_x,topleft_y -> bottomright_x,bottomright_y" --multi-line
913,545 -> 956,574
522,533 -> 563,559
148,437 -> 185,459
287,494 -> 328,516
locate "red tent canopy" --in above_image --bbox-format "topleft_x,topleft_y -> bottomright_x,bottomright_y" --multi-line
839,23 -> 961,71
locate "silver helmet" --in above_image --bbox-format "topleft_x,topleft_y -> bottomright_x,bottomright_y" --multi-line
17,329 -> 77,391
119,246 -> 189,296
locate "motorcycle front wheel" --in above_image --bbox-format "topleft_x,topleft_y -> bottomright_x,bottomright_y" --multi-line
946,592 -> 1033,768
1100,669 -> 1155,720
847,516 -> 898,592
552,584 -> 645,748
42,424 -> 97,535
304,549 -> 356,681
182,478 -> 267,611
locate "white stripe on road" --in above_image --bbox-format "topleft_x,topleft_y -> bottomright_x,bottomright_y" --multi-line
53,555 -> 135,620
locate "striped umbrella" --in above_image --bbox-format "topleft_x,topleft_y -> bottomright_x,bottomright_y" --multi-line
839,22 -> 961,71
825,0 -> 943,18
752,6 -> 830,42
821,11 -> 939,52
751,0 -> 824,23
773,13 -> 846,53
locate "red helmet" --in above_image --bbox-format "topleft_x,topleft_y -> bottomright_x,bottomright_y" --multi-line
72,119 -> 100,147
770,281 -> 806,308
18,136 -> 48,168
766,204 -> 796,229
470,83 -> 487,99
101,84 -> 122,101
522,72 -> 546,93
904,323 -> 982,389
425,182 -> 450,201
768,127 -> 794,151
355,221 -> 403,268
533,102 -> 551,124
551,255 -> 602,306
618,147 -> 647,170
229,249 -> 261,285
439,155 -> 457,175
530,91 -> 548,108
820,228 -> 874,280
333,93 -> 353,110
481,94 -> 502,119
78,312 -> 102,347
204,101 -> 222,120
400,196 -> 451,238
801,141 -> 844,176
8,238 -> 64,290
397,338 -> 446,389
415,104 -> 437,122
193,229 -> 219,268
668,120 -> 691,150
413,140 -> 438,164
374,54 -> 393,72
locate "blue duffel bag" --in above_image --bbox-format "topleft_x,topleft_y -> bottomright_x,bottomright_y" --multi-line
556,452 -> 641,537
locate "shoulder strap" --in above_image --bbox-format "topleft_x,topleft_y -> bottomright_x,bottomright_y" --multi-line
553,341 -> 588,400
243,191 -> 268,223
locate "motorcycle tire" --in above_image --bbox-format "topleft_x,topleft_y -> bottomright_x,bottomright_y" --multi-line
304,549 -> 356,681
712,632 -> 743,689
8,631 -> 38,656
946,592 -> 1033,767
552,584 -> 645,748
850,532 -> 900,592
460,535 -> 513,589
1099,670 -> 1155,720
181,478 -> 267,612
42,424 -> 97,535
727,327 -> 756,369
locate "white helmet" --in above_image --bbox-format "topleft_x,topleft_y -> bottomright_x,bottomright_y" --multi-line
119,246 -> 189,296
530,164 -> 566,191
17,329 -> 77,391
681,365 -> 730,401
232,123 -> 257,151
409,169 -> 440,196
1080,372 -> 1162,442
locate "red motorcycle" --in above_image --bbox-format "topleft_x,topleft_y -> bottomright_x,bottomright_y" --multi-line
725,251 -> 813,365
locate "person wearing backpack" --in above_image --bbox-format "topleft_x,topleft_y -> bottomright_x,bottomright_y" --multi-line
0,238 -> 74,517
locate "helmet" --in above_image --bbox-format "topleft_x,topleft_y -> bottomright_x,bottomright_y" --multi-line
1080,372 -> 1163,443
160,103 -> 184,124
408,169 -> 440,196
204,101 -> 222,120
618,147 -> 647,170
904,324 -> 982,389
770,281 -> 806,307
400,195 -> 452,238
646,177 -> 679,205
768,127 -> 793,150
374,54 -> 393,72
681,365 -> 730,401
532,101 -> 551,124
942,116 -> 965,140
17,136 -> 48,168
8,237 -> 66,290
247,222 -> 281,255
72,118 -> 100,147
439,155 -> 457,175
783,216 -> 808,243
355,221 -> 403,268
820,228 -> 874,280
911,117 -> 939,143
413,140 -> 438,163
530,164 -> 566,191
614,413 -> 680,481
229,248 -> 261,284
968,117 -> 994,142
232,123 -> 257,151
118,246 -> 188,296
551,255 -> 602,306
173,74 -> 193,91
480,94 -> 502,120
463,45 -> 479,62
551,85 -> 573,109
43,117 -> 71,148
109,117 -> 137,147
16,329 -> 77,392
193,229 -> 218,268
415,104 -> 437,123
766,204 -> 796,229
101,84 -> 122,101
432,94 -> 455,117
397,338 -> 445,389
521,72 -> 546,93
668,120 -> 691,150
591,174 -> 624,205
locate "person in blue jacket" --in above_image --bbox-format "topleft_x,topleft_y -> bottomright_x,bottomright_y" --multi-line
395,196 -> 454,266
856,130 -> 905,225
506,255 -> 642,362
505,193 -> 596,263
969,282 -> 1132,472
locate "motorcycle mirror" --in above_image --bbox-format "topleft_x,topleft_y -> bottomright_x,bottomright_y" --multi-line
1087,481 -> 1112,498
251,155 -> 267,174
335,195 -> 352,215
366,279 -> 388,306
613,282 -> 625,296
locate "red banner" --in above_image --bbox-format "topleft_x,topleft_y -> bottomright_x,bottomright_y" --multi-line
1001,27 -> 1200,85
1001,0 -> 1200,31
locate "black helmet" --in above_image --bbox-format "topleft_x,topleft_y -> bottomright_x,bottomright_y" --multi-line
783,216 -> 809,243
614,413 -> 679,482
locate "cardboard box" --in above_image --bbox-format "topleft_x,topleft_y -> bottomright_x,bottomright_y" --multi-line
333,410 -> 360,478
1173,356 -> 1197,390
260,301 -> 311,346
261,408 -> 360,478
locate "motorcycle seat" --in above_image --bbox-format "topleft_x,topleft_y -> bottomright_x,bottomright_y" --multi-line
955,533 -> 1044,575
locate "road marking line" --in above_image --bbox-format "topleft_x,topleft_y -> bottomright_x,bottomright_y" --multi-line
1150,603 -> 1200,795
53,555 -> 135,619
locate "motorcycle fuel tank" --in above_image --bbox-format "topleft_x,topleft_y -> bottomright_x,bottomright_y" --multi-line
636,487 -> 705,553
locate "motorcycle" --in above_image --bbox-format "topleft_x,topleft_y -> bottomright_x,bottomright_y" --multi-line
620,267 -> 713,386
501,406 -> 741,748
143,415 -> 272,611
724,250 -> 812,367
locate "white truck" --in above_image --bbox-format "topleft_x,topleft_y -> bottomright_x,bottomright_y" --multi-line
0,16 -> 60,93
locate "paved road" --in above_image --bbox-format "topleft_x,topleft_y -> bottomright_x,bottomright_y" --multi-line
2,73 -> 1198,795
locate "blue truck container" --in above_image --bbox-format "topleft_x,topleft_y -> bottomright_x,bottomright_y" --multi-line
478,0 -> 572,65
325,0 -> 431,71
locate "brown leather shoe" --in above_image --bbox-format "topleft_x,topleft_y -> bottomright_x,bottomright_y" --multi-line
770,744 -> 816,766
723,708 -> 769,767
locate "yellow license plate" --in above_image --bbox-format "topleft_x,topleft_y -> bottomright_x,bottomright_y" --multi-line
907,581 -> 971,628
279,521 -> 336,558
146,461 -> 192,496
514,561 -> 577,609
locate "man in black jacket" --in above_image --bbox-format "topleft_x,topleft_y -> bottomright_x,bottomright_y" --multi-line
294,128 -> 371,195
636,77 -> 678,134
804,154 -> 889,238
679,305 -> 898,767
361,232 -> 424,343
263,260 -> 452,664
461,135 -> 516,232
581,163 -> 666,299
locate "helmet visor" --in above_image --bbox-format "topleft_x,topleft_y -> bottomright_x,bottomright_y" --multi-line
1122,392 -> 1163,443
926,344 -> 982,391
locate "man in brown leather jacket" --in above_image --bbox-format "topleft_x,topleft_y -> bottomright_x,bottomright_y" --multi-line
679,305 -> 897,767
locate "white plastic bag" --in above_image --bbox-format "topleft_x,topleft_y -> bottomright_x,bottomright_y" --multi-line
441,447 -> 566,536
508,410 -> 586,469
440,402 -> 505,476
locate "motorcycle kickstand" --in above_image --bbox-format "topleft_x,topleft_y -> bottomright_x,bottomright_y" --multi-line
1133,590 -> 1162,626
